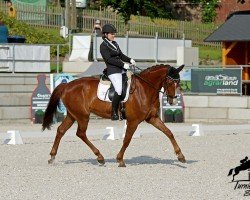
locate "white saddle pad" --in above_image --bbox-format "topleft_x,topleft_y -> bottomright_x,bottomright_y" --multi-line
97,72 -> 132,103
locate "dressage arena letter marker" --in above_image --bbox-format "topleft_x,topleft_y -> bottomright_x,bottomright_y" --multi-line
189,124 -> 204,136
103,127 -> 120,140
3,130 -> 23,145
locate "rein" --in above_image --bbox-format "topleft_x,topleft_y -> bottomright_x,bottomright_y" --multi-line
133,73 -> 165,94
129,66 -> 179,98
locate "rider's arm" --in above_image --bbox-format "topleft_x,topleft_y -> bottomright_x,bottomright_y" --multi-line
119,49 -> 131,63
100,43 -> 125,68
113,41 -> 131,63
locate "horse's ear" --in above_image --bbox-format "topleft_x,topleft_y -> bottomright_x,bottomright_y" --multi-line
176,64 -> 185,73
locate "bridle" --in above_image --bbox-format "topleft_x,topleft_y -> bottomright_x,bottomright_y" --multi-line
130,66 -> 179,101
164,75 -> 180,102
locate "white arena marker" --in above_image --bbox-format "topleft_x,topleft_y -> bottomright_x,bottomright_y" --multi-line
3,130 -> 23,145
189,124 -> 204,136
103,127 -> 120,140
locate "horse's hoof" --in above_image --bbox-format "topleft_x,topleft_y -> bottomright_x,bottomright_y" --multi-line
48,158 -> 55,164
118,162 -> 126,167
97,159 -> 105,166
117,157 -> 126,167
177,154 -> 186,163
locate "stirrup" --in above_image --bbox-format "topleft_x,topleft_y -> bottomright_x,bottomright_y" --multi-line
120,107 -> 126,120
111,112 -> 119,120
119,102 -> 126,120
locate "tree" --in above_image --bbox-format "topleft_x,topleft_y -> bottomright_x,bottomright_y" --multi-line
101,0 -> 173,23
64,0 -> 77,29
48,0 -> 61,6
101,0 -> 221,23
188,0 -> 219,23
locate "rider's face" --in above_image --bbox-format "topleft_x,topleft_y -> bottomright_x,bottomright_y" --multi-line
106,33 -> 115,41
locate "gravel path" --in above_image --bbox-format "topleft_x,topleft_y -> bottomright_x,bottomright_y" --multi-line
0,119 -> 250,200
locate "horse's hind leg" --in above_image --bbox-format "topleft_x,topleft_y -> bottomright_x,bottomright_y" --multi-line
76,118 -> 105,165
232,170 -> 239,181
48,114 -> 75,164
116,121 -> 139,167
146,116 -> 186,163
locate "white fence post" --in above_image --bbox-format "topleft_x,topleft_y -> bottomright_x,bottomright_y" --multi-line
155,32 -> 158,64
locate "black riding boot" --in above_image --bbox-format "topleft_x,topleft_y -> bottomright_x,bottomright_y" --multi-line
120,102 -> 126,120
111,92 -> 121,120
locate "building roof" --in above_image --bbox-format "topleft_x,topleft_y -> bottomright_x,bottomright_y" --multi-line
204,11 -> 250,42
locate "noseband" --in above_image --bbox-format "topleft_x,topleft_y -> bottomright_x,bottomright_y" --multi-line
164,75 -> 179,101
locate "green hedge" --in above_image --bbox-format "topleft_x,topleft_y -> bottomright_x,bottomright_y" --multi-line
0,12 -> 69,57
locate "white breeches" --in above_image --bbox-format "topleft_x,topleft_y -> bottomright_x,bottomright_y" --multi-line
108,73 -> 122,95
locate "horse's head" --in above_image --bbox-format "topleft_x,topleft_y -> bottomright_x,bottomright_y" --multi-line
164,64 -> 184,105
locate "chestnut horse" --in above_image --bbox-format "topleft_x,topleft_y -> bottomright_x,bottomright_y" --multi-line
42,64 -> 186,167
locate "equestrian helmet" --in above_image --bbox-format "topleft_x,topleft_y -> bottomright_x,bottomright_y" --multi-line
102,24 -> 117,33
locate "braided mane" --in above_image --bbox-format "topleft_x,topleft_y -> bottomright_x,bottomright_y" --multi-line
139,64 -> 170,75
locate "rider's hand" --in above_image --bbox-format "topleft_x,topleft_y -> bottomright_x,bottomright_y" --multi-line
123,63 -> 130,70
130,59 -> 136,66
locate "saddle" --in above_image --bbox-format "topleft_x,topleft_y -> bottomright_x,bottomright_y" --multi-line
97,69 -> 132,119
97,69 -> 132,102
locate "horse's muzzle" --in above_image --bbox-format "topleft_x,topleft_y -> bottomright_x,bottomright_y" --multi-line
167,95 -> 177,105
169,98 -> 177,106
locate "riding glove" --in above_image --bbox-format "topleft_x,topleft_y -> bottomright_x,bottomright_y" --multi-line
130,59 -> 136,66
123,63 -> 130,70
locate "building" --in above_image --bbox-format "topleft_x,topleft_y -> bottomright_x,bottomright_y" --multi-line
205,10 -> 250,95
216,0 -> 250,23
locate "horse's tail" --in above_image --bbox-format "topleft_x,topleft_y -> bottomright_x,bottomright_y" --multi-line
42,84 -> 65,131
228,168 -> 234,176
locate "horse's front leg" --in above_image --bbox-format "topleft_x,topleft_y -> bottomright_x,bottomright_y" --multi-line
49,115 -> 75,164
77,119 -> 105,165
146,116 -> 186,163
116,121 -> 139,167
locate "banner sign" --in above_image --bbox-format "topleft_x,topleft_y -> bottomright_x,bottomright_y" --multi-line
191,68 -> 242,95
179,68 -> 191,93
31,74 -> 51,123
54,73 -> 74,115
162,92 -> 183,111
160,89 -> 184,122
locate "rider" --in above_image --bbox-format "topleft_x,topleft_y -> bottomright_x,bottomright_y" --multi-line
100,24 -> 136,120
240,156 -> 248,164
